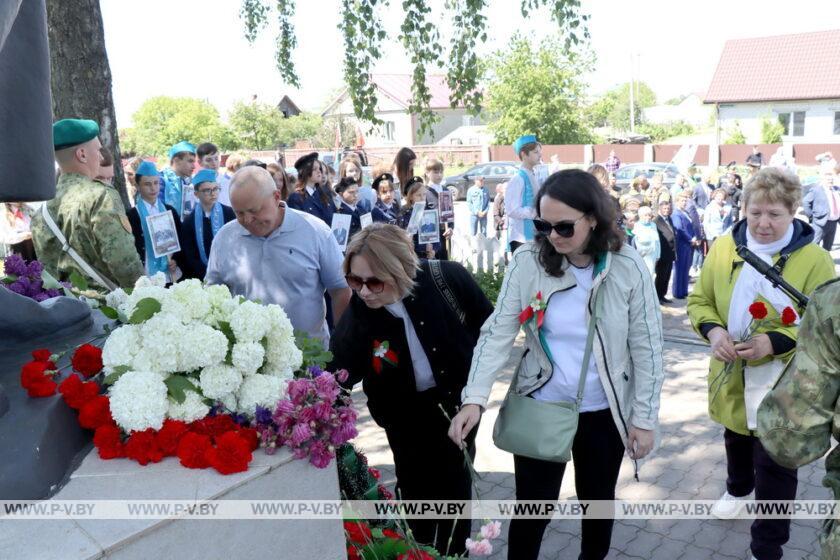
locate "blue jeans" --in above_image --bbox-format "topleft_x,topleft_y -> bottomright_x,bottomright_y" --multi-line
470,214 -> 487,236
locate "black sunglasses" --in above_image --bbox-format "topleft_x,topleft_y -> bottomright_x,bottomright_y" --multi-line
345,274 -> 385,293
533,215 -> 587,238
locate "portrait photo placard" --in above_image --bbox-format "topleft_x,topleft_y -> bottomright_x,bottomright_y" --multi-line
147,212 -> 181,258
418,210 -> 441,245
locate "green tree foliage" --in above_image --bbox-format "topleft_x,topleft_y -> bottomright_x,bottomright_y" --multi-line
485,34 -> 594,145
760,116 -> 785,144
239,0 -> 589,137
126,97 -> 239,157
637,120 -> 695,142
723,121 -> 747,145
228,101 -> 287,150
586,82 -> 657,131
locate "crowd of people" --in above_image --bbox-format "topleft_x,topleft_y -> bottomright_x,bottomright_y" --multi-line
5,119 -> 840,560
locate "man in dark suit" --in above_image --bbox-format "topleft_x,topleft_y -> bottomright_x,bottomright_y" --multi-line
654,199 -> 676,304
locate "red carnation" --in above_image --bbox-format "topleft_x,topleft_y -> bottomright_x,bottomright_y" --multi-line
59,374 -> 100,410
397,551 -> 435,560
236,427 -> 260,452
31,349 -> 52,362
382,528 -> 402,540
344,521 -> 373,545
177,432 -> 212,469
781,306 -> 797,326
94,424 -> 125,459
749,301 -> 768,320
71,344 -> 103,378
20,360 -> 57,397
346,546 -> 361,560
124,429 -> 164,465
190,415 -> 237,440
156,419 -> 189,456
205,431 -> 252,475
78,395 -> 113,430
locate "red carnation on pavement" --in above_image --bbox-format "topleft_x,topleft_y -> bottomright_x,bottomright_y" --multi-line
31,349 -> 53,362
177,432 -> 212,469
94,424 -> 125,459
748,301 -> 768,320
71,344 -> 103,378
236,427 -> 260,452
205,431 -> 252,474
78,395 -> 113,430
781,306 -> 797,326
59,374 -> 100,410
156,419 -> 189,456
124,429 -> 164,465
20,360 -> 57,397
346,546 -> 361,560
344,521 -> 373,545
190,415 -> 237,440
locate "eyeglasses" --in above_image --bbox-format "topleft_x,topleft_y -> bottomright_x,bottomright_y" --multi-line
533,215 -> 587,238
197,187 -> 221,195
345,274 -> 385,293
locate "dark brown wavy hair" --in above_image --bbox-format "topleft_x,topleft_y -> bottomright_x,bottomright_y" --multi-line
535,169 -> 625,278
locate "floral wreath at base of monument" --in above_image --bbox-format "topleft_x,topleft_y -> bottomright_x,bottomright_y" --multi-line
17,269 -> 358,475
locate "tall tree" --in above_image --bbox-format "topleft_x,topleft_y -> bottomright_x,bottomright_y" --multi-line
586,82 -> 657,132
46,0 -> 128,205
485,34 -> 594,145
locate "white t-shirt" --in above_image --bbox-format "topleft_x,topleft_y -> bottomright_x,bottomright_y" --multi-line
384,300 -> 437,391
532,264 -> 610,411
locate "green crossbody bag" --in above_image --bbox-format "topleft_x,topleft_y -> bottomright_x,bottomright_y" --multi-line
492,286 -> 600,463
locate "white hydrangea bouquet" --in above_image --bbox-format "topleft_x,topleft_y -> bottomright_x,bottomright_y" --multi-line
101,273 -> 303,433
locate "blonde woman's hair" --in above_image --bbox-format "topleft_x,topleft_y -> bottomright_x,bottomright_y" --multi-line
742,167 -> 801,213
587,164 -> 608,188
343,223 -> 419,298
675,190 -> 691,202
637,206 -> 652,219
339,158 -> 362,179
225,153 -> 247,173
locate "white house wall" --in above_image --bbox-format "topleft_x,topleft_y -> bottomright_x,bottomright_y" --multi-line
717,99 -> 840,144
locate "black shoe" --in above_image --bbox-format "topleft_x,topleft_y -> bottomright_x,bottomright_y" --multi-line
659,297 -> 672,304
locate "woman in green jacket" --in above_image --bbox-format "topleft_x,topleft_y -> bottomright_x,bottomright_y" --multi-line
687,167 -> 836,560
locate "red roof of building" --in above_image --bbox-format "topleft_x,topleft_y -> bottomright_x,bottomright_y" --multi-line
705,29 -> 840,103
372,73 -> 458,109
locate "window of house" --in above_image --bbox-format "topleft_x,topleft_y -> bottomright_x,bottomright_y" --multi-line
382,121 -> 395,142
834,111 -> 840,135
777,111 -> 806,136
462,115 -> 475,126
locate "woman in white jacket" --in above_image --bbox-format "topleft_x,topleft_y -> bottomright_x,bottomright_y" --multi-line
449,169 -> 664,560
702,187 -> 733,244
632,206 -> 659,276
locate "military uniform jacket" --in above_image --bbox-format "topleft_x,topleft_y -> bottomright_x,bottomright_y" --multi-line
31,173 -> 144,291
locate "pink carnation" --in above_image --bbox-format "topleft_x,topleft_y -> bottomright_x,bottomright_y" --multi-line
309,440 -> 334,469
479,521 -> 502,540
314,374 -> 339,401
335,369 -> 349,383
272,399 -> 295,420
286,379 -> 312,405
330,422 -> 358,445
289,422 -> 312,447
298,405 -> 319,424
465,538 -> 493,556
313,401 -> 334,422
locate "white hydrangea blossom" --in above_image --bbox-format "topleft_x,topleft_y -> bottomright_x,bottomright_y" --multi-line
236,374 -> 286,417
177,325 -> 228,372
109,370 -> 169,432
167,385 -> 210,422
119,285 -> 170,319
219,392 -> 238,413
230,300 -> 270,342
162,280 -> 212,324
199,364 -> 243,399
101,324 -> 140,368
264,339 -> 303,377
105,288 -> 128,310
205,284 -> 237,326
232,342 -> 265,375
135,313 -> 182,373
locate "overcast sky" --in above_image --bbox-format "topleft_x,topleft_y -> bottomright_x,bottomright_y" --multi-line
100,0 -> 840,127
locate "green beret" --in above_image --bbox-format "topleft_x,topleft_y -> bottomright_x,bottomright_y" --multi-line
53,119 -> 100,150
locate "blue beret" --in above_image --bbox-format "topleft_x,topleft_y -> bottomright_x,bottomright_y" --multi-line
513,134 -> 538,156
168,141 -> 196,160
53,119 -> 100,150
192,169 -> 218,187
135,161 -> 158,178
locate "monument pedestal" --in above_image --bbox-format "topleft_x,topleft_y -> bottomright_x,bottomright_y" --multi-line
1,448 -> 346,560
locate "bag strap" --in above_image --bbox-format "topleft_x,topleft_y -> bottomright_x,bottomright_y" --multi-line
428,259 -> 466,325
40,203 -> 117,291
575,283 -> 601,406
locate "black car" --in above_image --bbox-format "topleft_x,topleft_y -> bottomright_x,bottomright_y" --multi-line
444,161 -> 519,199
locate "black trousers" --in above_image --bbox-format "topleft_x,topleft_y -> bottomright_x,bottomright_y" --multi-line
817,219 -> 838,251
382,388 -> 475,556
724,429 -> 798,560
508,408 -> 625,560
654,257 -> 674,300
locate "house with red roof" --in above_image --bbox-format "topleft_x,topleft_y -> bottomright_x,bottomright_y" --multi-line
705,29 -> 840,144
321,74 -> 482,146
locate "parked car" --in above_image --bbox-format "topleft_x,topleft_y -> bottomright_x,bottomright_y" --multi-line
613,163 -> 681,192
444,161 -> 519,200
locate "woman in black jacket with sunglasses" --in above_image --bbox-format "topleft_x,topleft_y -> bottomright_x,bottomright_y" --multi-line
329,223 -> 493,556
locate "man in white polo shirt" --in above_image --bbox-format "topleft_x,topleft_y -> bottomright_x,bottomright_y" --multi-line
205,166 -> 351,343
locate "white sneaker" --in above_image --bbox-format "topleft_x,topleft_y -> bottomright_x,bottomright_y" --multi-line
711,491 -> 751,519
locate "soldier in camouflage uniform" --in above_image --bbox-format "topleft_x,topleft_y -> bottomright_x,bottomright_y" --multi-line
758,278 -> 840,560
30,119 -> 144,292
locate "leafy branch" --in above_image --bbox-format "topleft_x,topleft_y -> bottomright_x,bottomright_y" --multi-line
445,0 -> 487,118
399,0 -> 443,139
339,0 -> 387,126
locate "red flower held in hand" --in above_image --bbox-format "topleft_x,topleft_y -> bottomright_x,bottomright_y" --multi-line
344,521 -> 373,545
205,431 -> 253,474
748,301 -> 768,320
31,349 -> 53,362
78,395 -> 114,430
59,374 -> 100,410
124,429 -> 164,465
781,306 -> 798,326
177,432 -> 212,469
71,344 -> 103,378
20,360 -> 57,397
94,423 -> 124,460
